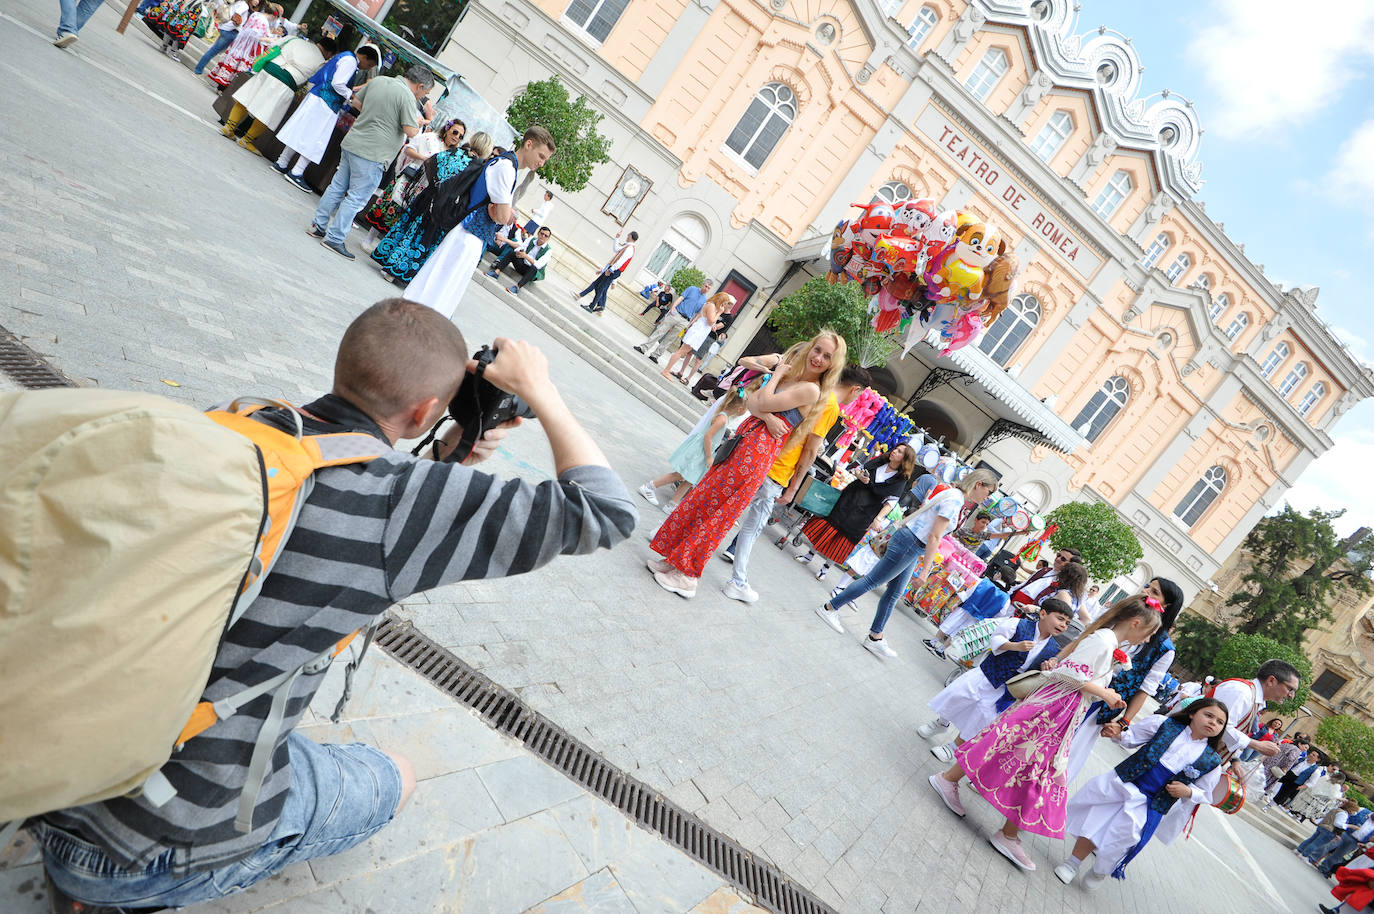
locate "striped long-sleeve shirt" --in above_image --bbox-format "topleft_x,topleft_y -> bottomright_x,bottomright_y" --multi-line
42,404 -> 636,874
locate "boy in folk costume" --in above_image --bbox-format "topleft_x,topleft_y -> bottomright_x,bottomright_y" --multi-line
273,45 -> 381,191
1057,698 -> 1229,889
919,599 -> 1073,763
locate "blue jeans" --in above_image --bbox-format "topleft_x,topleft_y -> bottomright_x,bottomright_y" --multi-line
830,525 -> 925,636
57,0 -> 105,36
580,269 -> 622,311
313,149 -> 386,246
728,478 -> 784,587
1298,825 -> 1340,861
194,29 -> 237,73
1318,833 -> 1361,874
35,733 -> 401,909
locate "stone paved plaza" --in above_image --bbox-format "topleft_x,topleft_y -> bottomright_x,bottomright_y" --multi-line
0,3 -> 1345,911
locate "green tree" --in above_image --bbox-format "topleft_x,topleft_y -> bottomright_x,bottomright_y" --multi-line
1317,715 -> 1374,780
768,277 -> 892,366
1211,633 -> 1312,715
1172,612 -> 1230,678
1228,506 -> 1374,647
505,76 -> 613,194
669,266 -> 706,293
1043,501 -> 1143,582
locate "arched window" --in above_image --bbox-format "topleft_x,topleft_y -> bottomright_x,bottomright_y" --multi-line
965,48 -> 1009,101
1165,252 -> 1191,284
563,0 -> 630,43
1208,291 -> 1229,322
1259,342 -> 1290,379
1174,465 -> 1227,526
906,5 -> 939,49
1091,170 -> 1133,219
1013,480 -> 1050,514
1070,375 -> 1130,443
1030,111 -> 1073,162
644,214 -> 708,283
1195,273 -> 1212,291
1298,382 -> 1326,417
872,181 -> 914,205
1224,312 -> 1249,341
724,83 -> 797,170
978,293 -> 1040,365
1279,362 -> 1309,397
1140,232 -> 1171,269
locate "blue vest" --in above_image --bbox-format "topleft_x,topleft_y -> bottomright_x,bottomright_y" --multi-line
1114,718 -> 1222,815
982,617 -> 1059,713
307,51 -> 356,112
1097,632 -> 1175,724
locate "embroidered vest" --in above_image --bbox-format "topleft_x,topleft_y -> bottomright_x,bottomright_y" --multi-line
1096,632 -> 1175,724
979,617 -> 1059,687
307,51 -> 356,112
1114,718 -> 1222,814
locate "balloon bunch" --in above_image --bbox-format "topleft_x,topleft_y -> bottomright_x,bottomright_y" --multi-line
835,388 -> 885,450
827,199 -> 1021,355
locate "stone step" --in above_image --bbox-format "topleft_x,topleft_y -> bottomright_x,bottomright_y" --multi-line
474,271 -> 706,433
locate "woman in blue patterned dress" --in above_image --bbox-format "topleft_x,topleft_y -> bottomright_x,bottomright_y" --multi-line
371,131 -> 493,284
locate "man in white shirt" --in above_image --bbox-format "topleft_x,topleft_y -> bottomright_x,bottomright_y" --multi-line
524,190 -> 555,234
1209,660 -> 1300,777
485,227 -> 553,294
574,231 -> 638,315
1008,547 -> 1079,607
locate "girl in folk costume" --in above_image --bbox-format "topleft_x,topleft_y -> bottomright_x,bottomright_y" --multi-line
1065,576 -> 1185,784
1057,698 -> 1229,889
928,596 -> 1162,871
362,119 -> 467,252
141,0 -> 207,61
205,1 -> 274,88
814,470 -> 1000,659
372,133 -> 492,283
649,333 -> 846,599
793,443 -> 916,582
638,389 -> 751,511
919,599 -> 1074,764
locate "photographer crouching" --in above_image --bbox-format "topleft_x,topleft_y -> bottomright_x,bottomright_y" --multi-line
32,297 -> 637,912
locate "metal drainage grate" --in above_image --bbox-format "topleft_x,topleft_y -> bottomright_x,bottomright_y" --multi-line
375,618 -> 837,914
0,326 -> 77,389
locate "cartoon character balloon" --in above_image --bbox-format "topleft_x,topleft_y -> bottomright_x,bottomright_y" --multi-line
924,221 -> 1004,305
979,252 -> 1019,325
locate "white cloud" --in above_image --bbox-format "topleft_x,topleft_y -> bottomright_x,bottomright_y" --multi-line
1324,119 -> 1374,227
1330,325 -> 1372,363
1277,419 -> 1374,536
1187,0 -> 1374,139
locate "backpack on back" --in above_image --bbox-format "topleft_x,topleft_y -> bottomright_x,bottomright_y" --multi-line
0,390 -> 384,827
428,149 -> 520,233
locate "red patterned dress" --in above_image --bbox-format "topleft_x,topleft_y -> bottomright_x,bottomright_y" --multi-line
651,409 -> 801,577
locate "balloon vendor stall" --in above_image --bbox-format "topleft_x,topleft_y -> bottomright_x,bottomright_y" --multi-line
827,198 -> 1020,358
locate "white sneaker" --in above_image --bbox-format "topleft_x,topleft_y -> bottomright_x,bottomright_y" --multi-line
863,636 -> 897,660
1080,869 -> 1107,890
813,604 -> 844,634
637,482 -> 660,506
793,553 -> 812,564
929,743 -> 955,763
1053,863 -> 1078,886
916,720 -> 948,740
653,568 -> 697,598
646,556 -> 672,575
722,580 -> 759,603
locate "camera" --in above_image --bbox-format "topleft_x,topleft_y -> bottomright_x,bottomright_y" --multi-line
441,345 -> 537,462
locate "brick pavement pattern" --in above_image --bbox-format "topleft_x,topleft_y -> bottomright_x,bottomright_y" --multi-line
0,3 -> 1340,911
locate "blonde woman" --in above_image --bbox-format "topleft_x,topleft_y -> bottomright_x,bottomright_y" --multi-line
649,331 -> 847,598
815,468 -> 999,659
660,292 -> 734,382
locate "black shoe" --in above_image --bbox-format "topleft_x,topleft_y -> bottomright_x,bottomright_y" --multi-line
284,172 -> 313,193
271,160 -> 290,174
649,355 -> 660,364
720,549 -> 735,564
634,345 -> 646,354
320,239 -> 355,260
1319,904 -> 1340,914
306,223 -> 325,238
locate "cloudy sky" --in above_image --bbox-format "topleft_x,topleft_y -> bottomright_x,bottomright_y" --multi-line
1089,0 -> 1374,535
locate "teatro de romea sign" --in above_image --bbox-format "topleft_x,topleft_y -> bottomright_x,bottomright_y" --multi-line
915,107 -> 1104,278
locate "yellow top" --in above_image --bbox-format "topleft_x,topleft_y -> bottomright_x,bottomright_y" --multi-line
767,393 -> 840,486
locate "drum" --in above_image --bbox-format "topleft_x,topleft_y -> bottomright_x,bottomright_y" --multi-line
1213,770 -> 1246,814
917,443 -> 940,468
995,497 -> 1018,518
1029,513 -> 1046,532
1011,509 -> 1030,532
956,465 -> 971,481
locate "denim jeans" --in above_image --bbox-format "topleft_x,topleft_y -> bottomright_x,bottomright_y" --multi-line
1298,825 -> 1340,861
830,525 -> 925,636
728,478 -> 784,587
57,0 -> 105,36
1318,833 -> 1361,874
580,269 -> 622,311
313,149 -> 386,246
35,733 -> 402,909
194,29 -> 238,73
